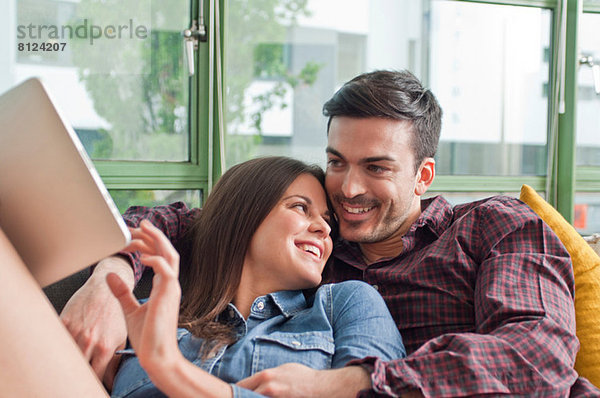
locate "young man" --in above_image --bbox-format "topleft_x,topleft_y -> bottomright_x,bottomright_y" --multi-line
61,70 -> 599,396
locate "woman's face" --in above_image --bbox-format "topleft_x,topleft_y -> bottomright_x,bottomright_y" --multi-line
244,173 -> 333,292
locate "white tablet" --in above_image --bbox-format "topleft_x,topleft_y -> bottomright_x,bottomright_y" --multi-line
0,78 -> 130,287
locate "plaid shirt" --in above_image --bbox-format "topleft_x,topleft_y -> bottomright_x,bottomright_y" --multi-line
121,197 -> 599,397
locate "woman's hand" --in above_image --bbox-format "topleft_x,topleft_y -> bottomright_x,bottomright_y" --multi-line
107,220 -> 233,398
106,219 -> 183,372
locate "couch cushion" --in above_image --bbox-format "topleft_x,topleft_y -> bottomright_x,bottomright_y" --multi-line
520,184 -> 600,387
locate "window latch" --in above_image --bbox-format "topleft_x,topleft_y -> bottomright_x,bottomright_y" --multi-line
579,54 -> 600,95
183,19 -> 207,76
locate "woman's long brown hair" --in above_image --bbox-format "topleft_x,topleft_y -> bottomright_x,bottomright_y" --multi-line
178,156 -> 325,355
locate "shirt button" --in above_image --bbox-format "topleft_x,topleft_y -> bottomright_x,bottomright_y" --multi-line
228,309 -> 235,318
256,301 -> 265,310
372,285 -> 379,291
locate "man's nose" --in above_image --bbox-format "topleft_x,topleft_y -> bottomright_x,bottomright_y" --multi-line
341,167 -> 367,198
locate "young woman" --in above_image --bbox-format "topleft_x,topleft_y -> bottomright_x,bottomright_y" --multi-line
107,156 -> 405,398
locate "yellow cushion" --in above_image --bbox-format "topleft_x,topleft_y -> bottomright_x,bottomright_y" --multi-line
520,184 -> 600,387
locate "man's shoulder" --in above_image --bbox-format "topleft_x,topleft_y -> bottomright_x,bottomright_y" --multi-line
432,195 -> 543,243
452,194 -> 525,212
450,195 -> 536,222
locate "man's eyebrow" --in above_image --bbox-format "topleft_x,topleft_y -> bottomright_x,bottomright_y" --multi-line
325,147 -> 344,159
363,156 -> 396,163
326,147 -> 395,163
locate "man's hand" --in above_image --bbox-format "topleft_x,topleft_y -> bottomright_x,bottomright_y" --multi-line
237,364 -> 371,398
60,256 -> 134,389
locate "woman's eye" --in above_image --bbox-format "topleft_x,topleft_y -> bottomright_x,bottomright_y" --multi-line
292,203 -> 308,212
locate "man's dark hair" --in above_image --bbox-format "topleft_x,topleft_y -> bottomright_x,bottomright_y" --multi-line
323,70 -> 442,171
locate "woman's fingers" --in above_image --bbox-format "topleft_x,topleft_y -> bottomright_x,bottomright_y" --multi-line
123,220 -> 180,280
138,220 -> 179,273
123,238 -> 153,255
126,226 -> 155,253
138,254 -> 181,309
106,273 -> 140,317
139,254 -> 178,280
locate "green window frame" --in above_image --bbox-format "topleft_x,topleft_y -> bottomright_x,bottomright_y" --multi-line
101,0 -> 598,225
93,0 -> 225,203
426,0 -> 595,225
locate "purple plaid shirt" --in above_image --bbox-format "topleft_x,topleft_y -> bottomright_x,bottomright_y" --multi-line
121,196 -> 599,397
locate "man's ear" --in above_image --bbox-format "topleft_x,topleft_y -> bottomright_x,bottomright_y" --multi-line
415,157 -> 435,196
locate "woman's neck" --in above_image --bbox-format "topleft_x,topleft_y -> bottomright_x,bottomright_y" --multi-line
233,268 -> 268,319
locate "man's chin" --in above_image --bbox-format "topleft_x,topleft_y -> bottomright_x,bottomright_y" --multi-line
339,223 -> 376,243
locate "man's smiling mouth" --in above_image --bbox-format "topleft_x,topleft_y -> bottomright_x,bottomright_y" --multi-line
342,204 -> 374,214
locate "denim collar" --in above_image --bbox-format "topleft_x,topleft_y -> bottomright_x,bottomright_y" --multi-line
267,290 -> 307,317
222,289 -> 308,322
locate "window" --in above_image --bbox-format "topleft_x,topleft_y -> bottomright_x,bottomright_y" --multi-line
576,12 -> 600,168
4,0 -> 210,209
223,0 -> 552,196
575,9 -> 600,234
7,0 -> 600,227
430,2 -> 551,177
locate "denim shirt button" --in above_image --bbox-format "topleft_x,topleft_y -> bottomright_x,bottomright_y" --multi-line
256,301 -> 265,311
372,285 -> 379,291
228,308 -> 235,318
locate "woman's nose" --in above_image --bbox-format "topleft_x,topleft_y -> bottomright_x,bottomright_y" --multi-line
309,215 -> 331,237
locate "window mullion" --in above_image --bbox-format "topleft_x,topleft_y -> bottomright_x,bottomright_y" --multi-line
556,0 -> 581,223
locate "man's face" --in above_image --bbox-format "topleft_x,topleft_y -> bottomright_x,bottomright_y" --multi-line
325,116 -> 424,244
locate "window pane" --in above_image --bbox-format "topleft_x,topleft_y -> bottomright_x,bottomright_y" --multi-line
224,0 -> 552,177
5,0 -> 190,161
109,189 -> 202,214
431,2 -> 551,176
576,12 -> 600,167
574,193 -> 600,235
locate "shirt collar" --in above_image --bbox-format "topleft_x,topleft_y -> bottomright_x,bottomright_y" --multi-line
411,195 -> 454,238
220,290 -> 307,324
267,290 -> 307,317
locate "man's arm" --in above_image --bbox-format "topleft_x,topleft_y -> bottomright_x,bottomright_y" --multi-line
238,364 -> 370,398
238,365 -> 421,398
60,202 -> 199,386
118,202 -> 200,282
352,199 -> 580,397
60,256 -> 132,389
239,200 -> 580,398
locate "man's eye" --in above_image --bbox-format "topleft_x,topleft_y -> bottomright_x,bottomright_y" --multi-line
368,165 -> 386,173
327,159 -> 342,168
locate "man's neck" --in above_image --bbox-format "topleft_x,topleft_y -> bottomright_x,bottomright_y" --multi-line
359,234 -> 404,265
358,202 -> 422,264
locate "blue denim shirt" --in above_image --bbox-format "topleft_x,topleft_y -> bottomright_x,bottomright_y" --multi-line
111,280 -> 405,398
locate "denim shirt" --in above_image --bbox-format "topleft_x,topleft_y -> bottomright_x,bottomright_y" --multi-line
111,280 -> 405,398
